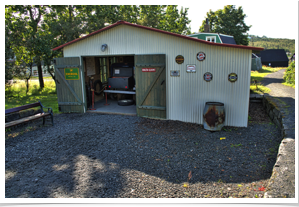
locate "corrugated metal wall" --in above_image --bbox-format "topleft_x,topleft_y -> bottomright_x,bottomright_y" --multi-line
63,25 -> 252,127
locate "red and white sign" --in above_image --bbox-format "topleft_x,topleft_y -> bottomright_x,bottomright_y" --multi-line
187,64 -> 196,72
197,52 -> 206,61
204,72 -> 213,82
142,68 -> 156,72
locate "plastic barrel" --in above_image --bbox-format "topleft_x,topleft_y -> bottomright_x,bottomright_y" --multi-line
203,102 -> 225,131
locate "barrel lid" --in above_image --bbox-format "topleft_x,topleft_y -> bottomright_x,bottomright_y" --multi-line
205,102 -> 224,106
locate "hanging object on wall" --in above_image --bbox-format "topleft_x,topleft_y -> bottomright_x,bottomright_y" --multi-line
175,55 -> 184,64
142,68 -> 156,72
186,64 -> 196,73
228,73 -> 238,82
197,52 -> 206,61
101,44 -> 108,52
203,72 -> 213,82
64,68 -> 80,80
170,70 -> 180,77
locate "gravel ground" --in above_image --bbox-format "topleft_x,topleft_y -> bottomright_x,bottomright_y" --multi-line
5,103 -> 282,198
261,69 -> 295,99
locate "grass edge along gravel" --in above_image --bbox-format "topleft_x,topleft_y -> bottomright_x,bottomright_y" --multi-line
250,66 -> 284,94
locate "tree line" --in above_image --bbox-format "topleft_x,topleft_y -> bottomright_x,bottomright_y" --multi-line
5,5 -> 191,89
248,35 -> 295,55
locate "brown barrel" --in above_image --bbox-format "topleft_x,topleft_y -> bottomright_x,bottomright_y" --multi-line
203,102 -> 225,131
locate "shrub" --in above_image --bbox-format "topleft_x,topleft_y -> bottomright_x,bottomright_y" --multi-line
283,61 -> 295,86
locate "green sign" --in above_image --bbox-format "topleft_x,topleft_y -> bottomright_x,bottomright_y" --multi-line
64,68 -> 80,80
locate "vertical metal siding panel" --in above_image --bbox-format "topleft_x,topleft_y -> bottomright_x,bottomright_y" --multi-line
224,48 -> 250,127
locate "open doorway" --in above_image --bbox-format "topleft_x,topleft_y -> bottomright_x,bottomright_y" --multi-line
83,55 -> 136,115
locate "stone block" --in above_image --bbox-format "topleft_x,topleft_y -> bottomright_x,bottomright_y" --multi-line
262,97 -> 267,107
256,94 -> 264,99
266,105 -> 271,114
273,108 -> 280,116
277,112 -> 281,120
273,117 -> 281,129
269,110 -> 274,120
284,129 -> 295,139
250,100 -> 262,103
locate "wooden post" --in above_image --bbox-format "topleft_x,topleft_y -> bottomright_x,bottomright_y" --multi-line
89,77 -> 96,110
104,86 -> 110,106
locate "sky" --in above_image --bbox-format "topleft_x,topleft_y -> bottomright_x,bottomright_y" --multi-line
178,1 -> 298,39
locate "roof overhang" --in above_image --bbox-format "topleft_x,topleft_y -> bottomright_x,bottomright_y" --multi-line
52,20 -> 264,52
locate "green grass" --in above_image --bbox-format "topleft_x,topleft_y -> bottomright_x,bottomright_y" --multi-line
283,61 -> 295,88
282,82 -> 295,88
5,79 -> 60,114
250,66 -> 285,94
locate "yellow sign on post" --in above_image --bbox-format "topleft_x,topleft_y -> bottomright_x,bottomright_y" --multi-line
64,68 -> 80,80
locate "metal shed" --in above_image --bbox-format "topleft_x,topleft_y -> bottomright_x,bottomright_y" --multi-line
52,20 -> 263,127
257,49 -> 289,67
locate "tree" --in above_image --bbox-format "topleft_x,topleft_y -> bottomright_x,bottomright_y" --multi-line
137,5 -> 166,29
199,5 -> 251,45
5,5 -> 34,92
6,5 -> 50,89
116,5 -> 139,24
44,6 -> 86,46
5,7 -> 16,83
160,6 -> 191,35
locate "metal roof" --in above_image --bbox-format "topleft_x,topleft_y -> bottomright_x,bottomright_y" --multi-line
52,20 -> 264,52
218,34 -> 237,45
259,49 -> 289,62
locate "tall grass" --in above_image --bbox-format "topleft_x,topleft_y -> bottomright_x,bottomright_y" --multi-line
5,79 -> 59,114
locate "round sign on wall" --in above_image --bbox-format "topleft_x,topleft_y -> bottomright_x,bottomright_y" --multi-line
228,73 -> 238,82
197,52 -> 206,61
175,55 -> 184,64
203,72 -> 213,82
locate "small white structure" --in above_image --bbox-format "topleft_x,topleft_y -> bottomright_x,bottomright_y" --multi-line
53,21 -> 263,127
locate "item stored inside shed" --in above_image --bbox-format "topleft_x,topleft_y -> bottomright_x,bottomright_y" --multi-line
108,63 -> 135,90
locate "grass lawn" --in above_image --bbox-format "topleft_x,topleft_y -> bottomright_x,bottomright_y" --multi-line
250,66 -> 284,94
5,79 -> 60,114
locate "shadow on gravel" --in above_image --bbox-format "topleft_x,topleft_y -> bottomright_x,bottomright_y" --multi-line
5,103 -> 282,198
260,77 -> 286,85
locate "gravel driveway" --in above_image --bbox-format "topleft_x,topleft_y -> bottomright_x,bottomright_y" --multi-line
5,103 -> 281,198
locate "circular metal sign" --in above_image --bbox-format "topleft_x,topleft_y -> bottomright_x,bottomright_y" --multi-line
175,55 -> 184,64
204,72 -> 213,82
197,52 -> 206,61
228,73 -> 238,82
